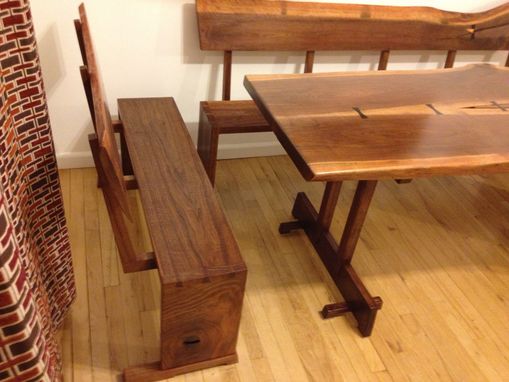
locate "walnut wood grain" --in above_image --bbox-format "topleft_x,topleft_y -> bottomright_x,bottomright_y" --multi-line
197,0 -> 509,51
76,15 -> 133,182
222,51 -> 232,101
160,272 -> 246,369
377,50 -> 390,71
118,98 -> 246,285
445,50 -> 457,68
304,50 -> 315,73
201,100 -> 269,134
317,182 -> 341,231
88,134 -> 156,273
78,4 -> 130,217
79,65 -> 95,129
245,64 -> 509,181
197,100 -> 271,184
338,181 -> 377,265
74,19 -> 87,66
197,104 -> 220,185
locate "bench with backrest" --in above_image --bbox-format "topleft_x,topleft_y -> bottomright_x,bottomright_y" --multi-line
196,0 -> 509,185
75,5 -> 247,381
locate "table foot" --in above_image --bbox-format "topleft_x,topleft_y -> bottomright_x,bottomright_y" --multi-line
287,191 -> 382,337
321,302 -> 350,318
322,293 -> 383,337
279,220 -> 303,234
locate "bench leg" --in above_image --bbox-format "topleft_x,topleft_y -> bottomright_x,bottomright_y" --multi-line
124,269 -> 247,381
197,104 -> 219,186
120,129 -> 134,177
279,181 -> 382,337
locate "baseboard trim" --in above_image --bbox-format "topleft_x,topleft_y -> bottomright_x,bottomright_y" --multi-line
56,151 -> 94,169
217,140 -> 284,160
56,141 -> 285,169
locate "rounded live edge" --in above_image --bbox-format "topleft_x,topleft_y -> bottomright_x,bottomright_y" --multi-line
309,158 -> 509,183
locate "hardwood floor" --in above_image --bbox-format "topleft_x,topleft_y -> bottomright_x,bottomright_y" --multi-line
59,156 -> 509,381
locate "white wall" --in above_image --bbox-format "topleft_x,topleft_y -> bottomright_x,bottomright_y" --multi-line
31,0 -> 507,168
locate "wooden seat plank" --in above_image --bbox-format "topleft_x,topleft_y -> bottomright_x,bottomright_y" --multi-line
118,97 -> 245,284
201,100 -> 269,133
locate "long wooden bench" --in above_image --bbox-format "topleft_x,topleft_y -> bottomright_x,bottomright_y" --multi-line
75,5 -> 247,381
196,0 -> 509,185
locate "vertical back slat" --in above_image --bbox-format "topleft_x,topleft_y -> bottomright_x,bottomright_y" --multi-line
378,50 -> 390,70
304,50 -> 315,73
79,3 -> 131,218
505,52 -> 509,67
79,65 -> 96,129
222,50 -> 232,101
74,19 -> 87,66
445,50 -> 457,68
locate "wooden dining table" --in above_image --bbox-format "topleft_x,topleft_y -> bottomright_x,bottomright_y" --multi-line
244,64 -> 509,336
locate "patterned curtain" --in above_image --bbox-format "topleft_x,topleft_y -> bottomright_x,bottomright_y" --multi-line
0,0 -> 75,380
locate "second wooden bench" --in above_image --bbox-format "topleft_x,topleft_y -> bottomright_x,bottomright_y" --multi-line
75,4 -> 247,381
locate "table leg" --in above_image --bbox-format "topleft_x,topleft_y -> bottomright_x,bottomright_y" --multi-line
318,182 -> 342,231
120,130 -> 134,177
280,181 -> 341,234
279,180 -> 383,337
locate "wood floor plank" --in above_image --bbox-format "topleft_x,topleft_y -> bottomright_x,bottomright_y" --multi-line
104,285 -> 129,377
140,309 -> 160,364
97,184 -> 120,288
68,169 -> 93,381
83,169 -> 114,382
58,170 -> 74,382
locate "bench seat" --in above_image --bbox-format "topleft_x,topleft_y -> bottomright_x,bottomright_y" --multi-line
201,100 -> 269,133
119,97 -> 245,283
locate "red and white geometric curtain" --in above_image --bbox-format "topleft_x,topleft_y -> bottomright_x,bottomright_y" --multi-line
0,0 -> 75,380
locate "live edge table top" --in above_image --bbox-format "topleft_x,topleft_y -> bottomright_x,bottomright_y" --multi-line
244,64 -> 509,182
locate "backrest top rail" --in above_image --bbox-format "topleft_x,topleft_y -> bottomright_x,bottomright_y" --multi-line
197,0 -> 509,51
